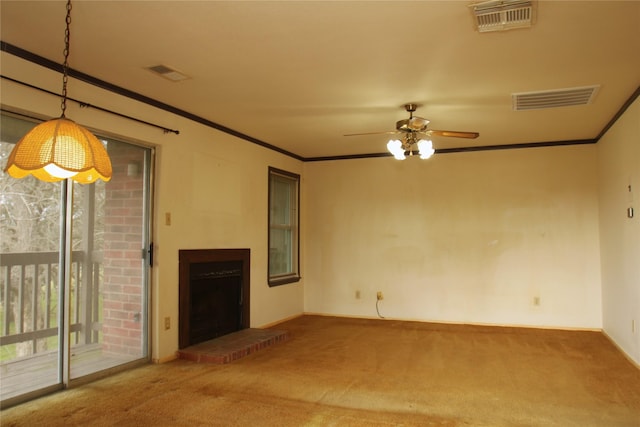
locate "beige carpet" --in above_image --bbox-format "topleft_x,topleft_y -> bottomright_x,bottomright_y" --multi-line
2,315 -> 639,426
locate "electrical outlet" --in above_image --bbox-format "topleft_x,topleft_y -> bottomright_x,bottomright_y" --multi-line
355,290 -> 361,299
165,212 -> 171,226
633,319 -> 636,334
533,296 -> 540,306
164,316 -> 171,330
377,291 -> 383,301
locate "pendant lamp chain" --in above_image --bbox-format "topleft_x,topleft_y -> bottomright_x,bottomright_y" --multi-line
60,0 -> 72,118
3,0 -> 113,183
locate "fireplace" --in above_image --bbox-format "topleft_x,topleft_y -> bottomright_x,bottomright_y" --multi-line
179,249 -> 250,349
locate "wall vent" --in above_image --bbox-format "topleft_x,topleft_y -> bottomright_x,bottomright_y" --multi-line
146,64 -> 190,82
469,0 -> 536,33
512,85 -> 600,111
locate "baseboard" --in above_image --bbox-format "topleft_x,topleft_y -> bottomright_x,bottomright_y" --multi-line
303,312 -> 381,321
602,331 -> 640,370
153,353 -> 178,364
258,313 -> 305,329
302,311 -> 602,332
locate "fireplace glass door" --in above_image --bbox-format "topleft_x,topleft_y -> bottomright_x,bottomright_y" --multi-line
189,261 -> 243,344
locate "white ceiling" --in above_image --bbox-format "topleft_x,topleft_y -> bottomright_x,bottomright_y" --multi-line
1,1 -> 639,159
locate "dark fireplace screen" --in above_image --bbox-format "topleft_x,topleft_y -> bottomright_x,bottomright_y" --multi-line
189,261 -> 243,345
179,249 -> 251,349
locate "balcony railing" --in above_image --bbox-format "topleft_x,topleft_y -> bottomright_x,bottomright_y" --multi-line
0,250 -> 103,359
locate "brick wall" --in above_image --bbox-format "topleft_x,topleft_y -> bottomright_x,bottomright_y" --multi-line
101,145 -> 145,357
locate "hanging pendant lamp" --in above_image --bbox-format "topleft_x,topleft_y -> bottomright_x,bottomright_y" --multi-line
4,0 -> 112,184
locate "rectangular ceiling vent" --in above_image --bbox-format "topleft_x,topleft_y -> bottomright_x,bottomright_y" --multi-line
146,64 -> 190,82
512,85 -> 600,111
469,0 -> 536,33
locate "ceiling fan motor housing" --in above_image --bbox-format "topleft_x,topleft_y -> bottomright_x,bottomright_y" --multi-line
396,118 -> 430,133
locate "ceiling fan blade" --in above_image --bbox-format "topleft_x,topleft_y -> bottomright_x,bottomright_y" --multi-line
344,130 -> 399,137
429,129 -> 479,139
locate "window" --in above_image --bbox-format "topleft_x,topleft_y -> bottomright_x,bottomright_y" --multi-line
268,167 -> 300,286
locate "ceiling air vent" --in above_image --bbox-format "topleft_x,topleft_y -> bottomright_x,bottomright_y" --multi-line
469,0 -> 536,33
146,64 -> 190,82
512,85 -> 600,111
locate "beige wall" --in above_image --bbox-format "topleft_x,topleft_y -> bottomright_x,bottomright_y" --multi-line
3,49 -> 637,365
598,96 -> 640,364
151,123 -> 304,360
304,145 -> 602,329
0,53 -> 305,362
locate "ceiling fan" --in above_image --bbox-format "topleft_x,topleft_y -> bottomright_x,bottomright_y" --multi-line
344,103 -> 479,159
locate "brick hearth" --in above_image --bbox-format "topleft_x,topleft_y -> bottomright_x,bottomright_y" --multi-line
177,328 -> 289,364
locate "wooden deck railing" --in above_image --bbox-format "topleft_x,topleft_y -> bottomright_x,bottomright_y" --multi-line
0,251 -> 102,355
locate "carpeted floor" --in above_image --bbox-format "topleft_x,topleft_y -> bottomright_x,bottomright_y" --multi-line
2,315 -> 639,426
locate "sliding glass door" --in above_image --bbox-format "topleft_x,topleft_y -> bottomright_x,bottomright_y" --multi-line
0,117 -> 63,400
0,113 -> 152,405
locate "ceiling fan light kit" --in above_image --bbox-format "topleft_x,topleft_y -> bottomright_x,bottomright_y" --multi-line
417,139 -> 435,159
387,139 -> 406,160
345,103 -> 479,161
386,136 -> 435,161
